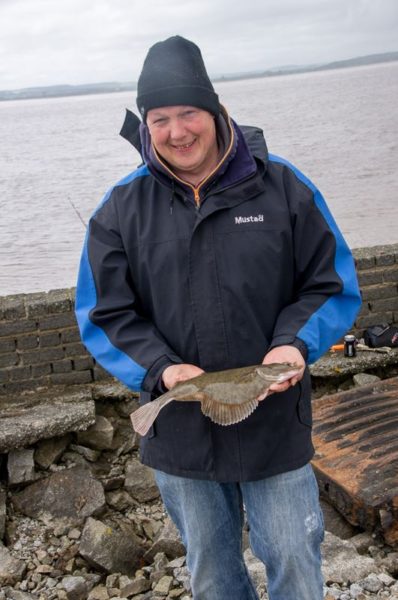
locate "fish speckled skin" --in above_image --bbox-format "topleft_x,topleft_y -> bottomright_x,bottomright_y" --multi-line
131,363 -> 300,436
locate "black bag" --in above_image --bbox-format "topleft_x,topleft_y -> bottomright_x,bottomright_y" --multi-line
363,323 -> 398,348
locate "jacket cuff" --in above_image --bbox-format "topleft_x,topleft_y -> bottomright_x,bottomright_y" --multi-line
268,336 -> 308,362
141,354 -> 183,394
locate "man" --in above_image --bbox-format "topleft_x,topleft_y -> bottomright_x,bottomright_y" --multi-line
76,35 -> 361,599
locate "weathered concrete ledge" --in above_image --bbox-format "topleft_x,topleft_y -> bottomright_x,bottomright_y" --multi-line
0,386 -> 95,453
310,348 -> 398,378
0,381 -> 137,453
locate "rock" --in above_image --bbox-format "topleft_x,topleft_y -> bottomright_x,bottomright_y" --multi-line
0,386 -> 95,453
349,531 -> 376,554
77,416 -> 114,450
101,475 -> 125,491
320,498 -> 357,539
91,381 -> 137,404
169,590 -> 186,598
0,486 -> 6,540
105,490 -> 135,511
168,556 -> 186,569
378,571 -> 396,586
111,421 -> 138,455
36,563 -> 53,573
12,467 -> 105,521
62,575 -> 88,600
244,547 -> 266,590
390,581 -> 398,596
87,585 -> 109,600
3,589 -> 37,600
378,552 -> 398,576
114,398 -> 140,418
105,574 -> 120,588
353,373 -> 381,386
145,517 -> 186,561
359,573 -> 384,593
153,575 -> 173,595
324,592 -> 341,600
79,517 -> 144,576
118,574 -> 134,588
321,531 -> 379,584
0,541 -> 26,586
34,434 -> 72,469
124,458 -> 159,503
69,444 -> 101,462
150,563 -> 168,586
368,544 -> 384,559
7,448 -> 36,485
120,576 -> 151,596
349,583 -> 364,598
61,450 -> 91,470
142,518 -> 162,540
67,528 -> 81,540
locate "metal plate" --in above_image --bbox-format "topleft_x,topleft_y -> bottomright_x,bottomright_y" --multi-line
312,376 -> 398,545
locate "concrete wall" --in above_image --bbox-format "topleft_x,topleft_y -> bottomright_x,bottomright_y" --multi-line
1,243 -> 397,395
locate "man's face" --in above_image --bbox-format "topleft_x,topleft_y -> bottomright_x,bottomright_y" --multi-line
146,106 -> 218,184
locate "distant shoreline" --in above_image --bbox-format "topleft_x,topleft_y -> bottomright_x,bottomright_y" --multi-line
1,50 -> 397,102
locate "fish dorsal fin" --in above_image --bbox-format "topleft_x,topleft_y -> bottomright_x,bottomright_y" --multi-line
200,398 -> 258,426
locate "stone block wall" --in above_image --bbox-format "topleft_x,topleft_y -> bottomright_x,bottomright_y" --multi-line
0,288 -> 109,395
353,243 -> 398,336
0,243 -> 397,394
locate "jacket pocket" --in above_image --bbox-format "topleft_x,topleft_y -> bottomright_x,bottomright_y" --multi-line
297,370 -> 312,428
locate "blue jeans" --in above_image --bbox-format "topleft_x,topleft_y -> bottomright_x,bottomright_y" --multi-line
155,463 -> 324,600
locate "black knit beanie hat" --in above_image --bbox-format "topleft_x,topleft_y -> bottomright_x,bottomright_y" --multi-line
136,35 -> 220,122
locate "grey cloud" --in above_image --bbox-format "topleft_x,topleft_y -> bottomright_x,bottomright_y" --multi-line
0,0 -> 397,89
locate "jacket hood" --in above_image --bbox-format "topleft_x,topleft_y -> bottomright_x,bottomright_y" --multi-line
119,108 -> 269,170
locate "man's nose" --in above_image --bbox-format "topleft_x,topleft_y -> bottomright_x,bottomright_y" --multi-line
169,118 -> 187,140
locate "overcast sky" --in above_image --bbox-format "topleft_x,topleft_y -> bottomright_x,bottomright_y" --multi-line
1,0 -> 397,90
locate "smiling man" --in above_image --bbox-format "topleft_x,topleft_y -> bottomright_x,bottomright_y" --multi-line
76,36 -> 361,599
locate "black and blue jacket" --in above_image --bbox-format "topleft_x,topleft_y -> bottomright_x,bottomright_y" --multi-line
75,108 -> 361,482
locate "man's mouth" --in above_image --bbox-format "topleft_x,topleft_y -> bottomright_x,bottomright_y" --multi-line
172,140 -> 196,152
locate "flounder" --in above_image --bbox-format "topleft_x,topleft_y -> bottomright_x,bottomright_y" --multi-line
131,363 -> 301,436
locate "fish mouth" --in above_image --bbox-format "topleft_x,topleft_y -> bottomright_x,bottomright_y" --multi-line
255,364 -> 301,382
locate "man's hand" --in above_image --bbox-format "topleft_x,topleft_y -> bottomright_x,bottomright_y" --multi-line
162,363 -> 205,390
262,345 -> 305,394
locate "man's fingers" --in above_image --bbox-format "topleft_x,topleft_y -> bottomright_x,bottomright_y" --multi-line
162,363 -> 204,390
269,373 -> 303,393
269,381 -> 291,393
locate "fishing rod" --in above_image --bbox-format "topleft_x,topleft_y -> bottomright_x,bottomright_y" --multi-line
68,197 -> 87,229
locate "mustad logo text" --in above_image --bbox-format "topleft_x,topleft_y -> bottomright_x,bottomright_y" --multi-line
235,214 -> 264,224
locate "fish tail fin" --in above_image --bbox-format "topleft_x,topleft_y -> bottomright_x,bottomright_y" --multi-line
130,396 -> 174,436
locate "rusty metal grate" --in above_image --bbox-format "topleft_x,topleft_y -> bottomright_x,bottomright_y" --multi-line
312,376 -> 398,545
